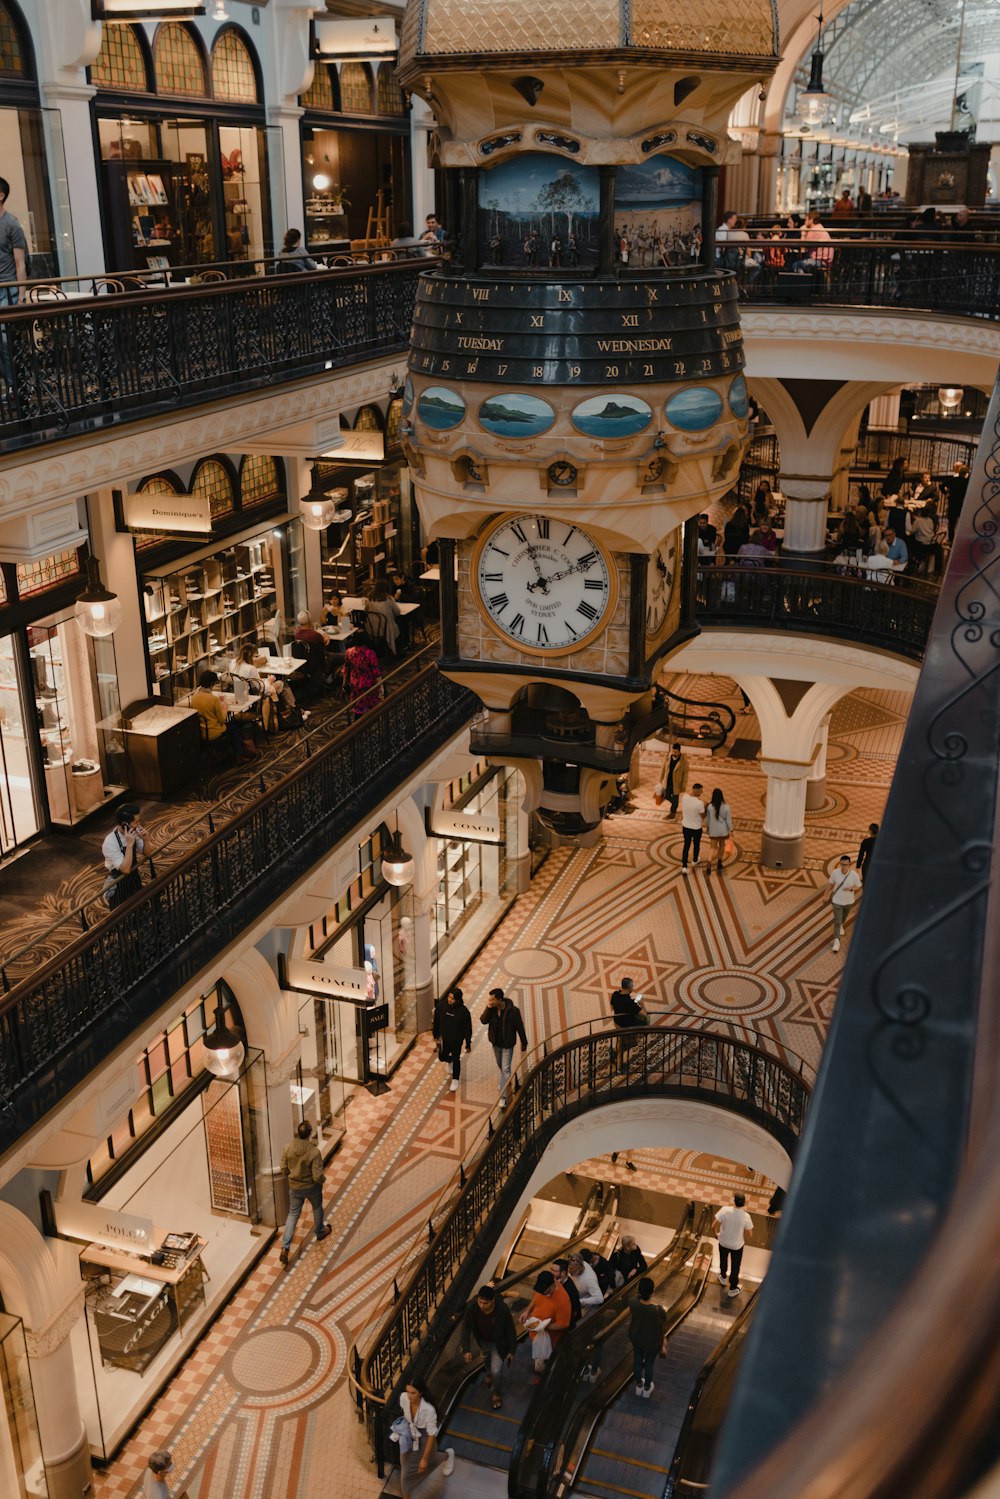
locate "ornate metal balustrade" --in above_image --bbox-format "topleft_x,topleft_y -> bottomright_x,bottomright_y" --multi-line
350,1020 -> 811,1473
696,562 -> 938,660
0,240 -> 997,454
0,665 -> 474,1155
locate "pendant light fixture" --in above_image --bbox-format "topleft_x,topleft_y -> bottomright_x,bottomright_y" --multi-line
300,496 -> 338,530
203,986 -> 246,1079
798,8 -> 832,129
211,1 -> 230,19
382,818 -> 415,888
75,556 -> 123,638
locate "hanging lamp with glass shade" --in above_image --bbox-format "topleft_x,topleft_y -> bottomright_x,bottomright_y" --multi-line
382,823 -> 415,888
797,9 -> 832,129
75,556 -> 123,638
203,988 -> 246,1079
299,496 -> 339,530
938,386 -> 963,411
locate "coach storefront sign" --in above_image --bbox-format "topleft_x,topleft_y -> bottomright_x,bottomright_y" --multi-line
125,490 -> 212,539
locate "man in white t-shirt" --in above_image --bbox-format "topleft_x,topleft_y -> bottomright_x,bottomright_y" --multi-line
679,783 -> 705,875
714,1194 -> 754,1298
828,853 -> 862,953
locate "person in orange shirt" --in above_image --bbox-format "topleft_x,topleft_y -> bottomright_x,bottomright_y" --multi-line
521,1270 -> 572,1372
831,188 -> 854,218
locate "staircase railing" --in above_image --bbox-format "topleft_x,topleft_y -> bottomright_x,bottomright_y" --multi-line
348,1018 -> 812,1475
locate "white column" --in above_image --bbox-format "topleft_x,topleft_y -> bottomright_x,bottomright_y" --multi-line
411,889 -> 435,1030
759,759 -> 810,869
867,391 -> 901,432
780,478 -> 830,555
756,133 -> 781,215
805,714 -> 831,811
86,488 -> 148,707
286,457 -> 323,618
410,96 -> 438,227
268,103 -> 306,240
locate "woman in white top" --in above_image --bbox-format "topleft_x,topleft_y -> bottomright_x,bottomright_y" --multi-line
230,644 -> 299,728
705,787 -> 733,875
398,1379 -> 455,1494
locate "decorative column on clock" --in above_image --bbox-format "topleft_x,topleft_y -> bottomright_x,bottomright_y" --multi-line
398,0 -> 779,840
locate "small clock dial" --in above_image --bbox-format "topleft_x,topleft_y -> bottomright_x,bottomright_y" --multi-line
646,536 -> 677,637
548,460 -> 578,488
473,514 -> 616,655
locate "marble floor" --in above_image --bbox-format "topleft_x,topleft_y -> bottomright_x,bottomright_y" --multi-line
92,681 -> 907,1499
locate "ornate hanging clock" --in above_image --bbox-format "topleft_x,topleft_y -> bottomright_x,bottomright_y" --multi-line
472,513 -> 617,655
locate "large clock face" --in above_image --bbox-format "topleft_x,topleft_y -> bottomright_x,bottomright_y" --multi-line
473,513 -> 617,655
646,535 -> 677,638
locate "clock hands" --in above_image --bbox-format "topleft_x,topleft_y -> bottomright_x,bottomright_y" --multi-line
542,558 -> 596,586
525,544 -> 550,593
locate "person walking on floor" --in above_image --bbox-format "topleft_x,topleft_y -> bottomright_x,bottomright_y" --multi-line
629,1277 -> 668,1398
480,988 -> 528,1108
827,853 -> 862,952
705,787 -> 733,874
856,822 -> 879,884
460,1284 -> 517,1410
715,1193 -> 754,1298
679,783 -> 706,874
143,1451 -> 187,1499
278,1120 -> 331,1265
396,1378 -> 455,1495
658,742 -> 689,819
433,986 -> 472,1093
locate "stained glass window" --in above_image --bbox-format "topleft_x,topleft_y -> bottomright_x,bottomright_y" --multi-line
339,61 -> 373,115
386,397 -> 403,447
0,1 -> 25,78
153,22 -> 207,98
134,475 -> 178,549
193,457 -> 235,519
376,62 -> 405,116
90,22 -> 149,93
240,454 -> 283,508
15,549 -> 81,598
355,405 -> 382,432
211,28 -> 258,103
301,61 -> 335,111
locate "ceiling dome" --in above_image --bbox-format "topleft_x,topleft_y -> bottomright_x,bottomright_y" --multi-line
399,0 -> 779,72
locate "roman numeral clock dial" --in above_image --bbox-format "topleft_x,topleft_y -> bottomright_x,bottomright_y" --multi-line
472,514 -> 617,655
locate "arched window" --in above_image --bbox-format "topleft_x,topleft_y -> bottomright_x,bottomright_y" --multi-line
90,22 -> 149,92
211,28 -> 259,104
300,62 -> 335,111
339,61 -> 373,114
385,397 -> 403,447
134,473 -> 180,548
354,405 -> 383,432
153,22 -> 207,98
239,455 -> 284,508
0,0 -> 28,79
192,457 -> 235,520
376,62 -> 405,116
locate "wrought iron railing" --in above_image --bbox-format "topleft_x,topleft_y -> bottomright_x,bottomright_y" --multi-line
349,1018 -> 812,1473
0,240 -> 997,454
0,664 -> 474,1154
711,374 -> 1000,1498
696,561 -> 938,660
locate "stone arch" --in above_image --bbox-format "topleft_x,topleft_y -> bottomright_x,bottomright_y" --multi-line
220,947 -> 297,1062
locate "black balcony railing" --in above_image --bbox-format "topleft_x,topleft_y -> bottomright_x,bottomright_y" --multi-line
348,1018 -> 812,1473
0,664 -> 474,1156
0,240 -> 997,456
696,561 -> 939,660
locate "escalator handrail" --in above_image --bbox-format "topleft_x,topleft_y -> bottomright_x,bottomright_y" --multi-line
560,1244 -> 715,1499
664,1290 -> 759,1499
507,1205 -> 700,1497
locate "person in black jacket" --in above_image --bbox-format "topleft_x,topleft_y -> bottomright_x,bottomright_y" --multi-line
432,986 -> 472,1094
480,988 -> 528,1109
856,822 -> 879,884
553,1260 -> 582,1326
460,1284 -> 518,1409
629,1277 -> 668,1398
610,1235 -> 648,1287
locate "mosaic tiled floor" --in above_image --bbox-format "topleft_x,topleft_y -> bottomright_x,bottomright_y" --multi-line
93,684 -> 905,1499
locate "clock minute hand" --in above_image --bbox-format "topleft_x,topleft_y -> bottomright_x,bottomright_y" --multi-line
545,560 -> 591,584
525,544 -> 550,593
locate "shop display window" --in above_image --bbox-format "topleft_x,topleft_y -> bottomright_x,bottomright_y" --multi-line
141,522 -> 302,697
0,1312 -> 47,1499
218,124 -> 269,263
0,634 -> 39,850
431,765 -> 522,979
26,612 -> 125,829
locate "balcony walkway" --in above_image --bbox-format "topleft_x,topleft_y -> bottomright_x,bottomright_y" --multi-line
86,683 -> 908,1499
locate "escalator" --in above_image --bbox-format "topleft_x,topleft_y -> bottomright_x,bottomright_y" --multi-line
663,1291 -> 758,1498
509,1202 -> 709,1498
428,1182 -> 621,1474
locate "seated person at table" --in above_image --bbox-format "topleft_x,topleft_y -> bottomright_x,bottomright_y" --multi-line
836,509 -> 863,553
191,670 -> 254,762
737,531 -> 772,566
390,569 -> 424,648
320,590 -> 346,627
756,515 -> 779,553
696,513 -> 718,563
368,581 -> 403,655
231,643 -> 302,729
295,611 -> 328,648
883,527 -> 908,569
865,540 -> 895,577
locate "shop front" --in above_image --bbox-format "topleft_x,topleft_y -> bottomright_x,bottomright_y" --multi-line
0,1311 -> 46,1499
90,21 -> 279,273
56,984 -> 272,1460
299,58 -> 411,250
0,0 -> 73,281
0,549 -> 125,853
282,826 -> 419,1093
315,399 -> 417,600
